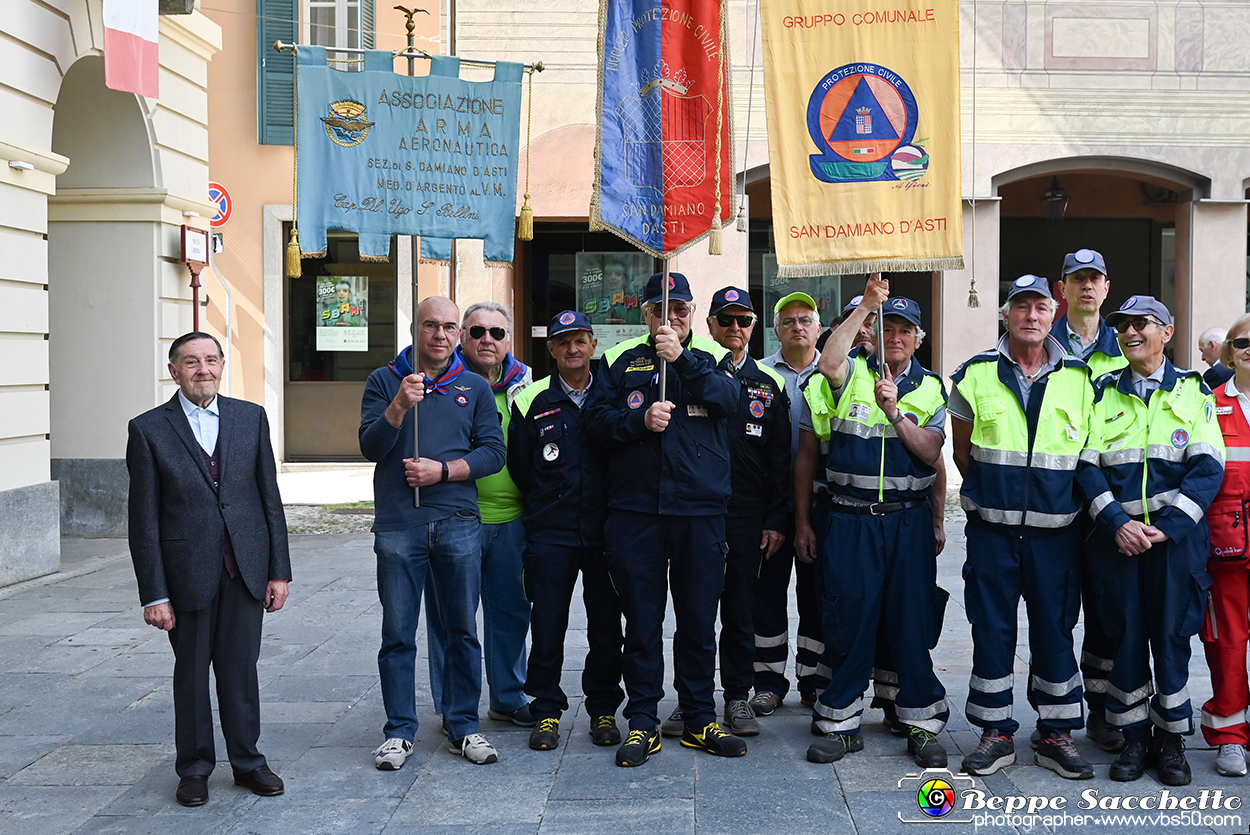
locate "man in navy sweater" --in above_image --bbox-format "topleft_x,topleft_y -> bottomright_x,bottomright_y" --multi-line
360,296 -> 506,768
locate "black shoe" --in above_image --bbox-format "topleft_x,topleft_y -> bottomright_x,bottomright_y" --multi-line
529,717 -> 560,751
176,775 -> 209,807
590,715 -> 621,746
616,727 -> 661,767
488,703 -> 537,727
681,721 -> 747,757
1153,730 -> 1192,786
1109,736 -> 1151,782
660,706 -> 684,738
748,690 -> 783,716
1086,711 -> 1126,753
961,729 -> 1015,775
907,727 -> 948,768
233,765 -> 284,796
1035,733 -> 1094,780
1029,728 -> 1041,750
807,731 -> 862,764
809,721 -> 866,752
882,702 -> 907,736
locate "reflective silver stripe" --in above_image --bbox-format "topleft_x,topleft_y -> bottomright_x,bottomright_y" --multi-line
1028,452 -> 1080,471
874,683 -> 900,700
1081,651 -> 1114,672
1188,441 -> 1225,464
1024,509 -> 1080,527
1202,709 -> 1248,729
1156,686 -> 1190,710
826,470 -> 937,492
903,717 -> 946,733
1107,681 -> 1154,706
1037,703 -> 1083,719
1101,448 -> 1145,466
814,696 -> 863,722
966,702 -> 1012,722
1088,491 -> 1116,519
1120,489 -> 1178,517
1079,448 -> 1101,465
1084,678 -> 1108,694
829,416 -> 896,441
1106,704 -> 1148,726
972,447 -> 1029,467
1146,443 -> 1184,463
797,636 -> 825,653
970,673 -> 1013,694
1174,493 -> 1205,524
1149,705 -> 1190,734
753,660 -> 785,674
1030,671 -> 1082,697
813,716 -> 861,734
754,633 -> 787,648
897,699 -> 949,721
872,668 -> 899,685
1227,447 -> 1250,463
962,497 -> 1078,527
797,662 -> 832,679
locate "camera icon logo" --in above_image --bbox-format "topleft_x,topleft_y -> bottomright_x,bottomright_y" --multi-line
898,768 -> 974,824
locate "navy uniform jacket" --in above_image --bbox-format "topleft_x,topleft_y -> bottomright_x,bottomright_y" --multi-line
585,334 -> 739,516
508,374 -> 608,548
727,355 -> 792,530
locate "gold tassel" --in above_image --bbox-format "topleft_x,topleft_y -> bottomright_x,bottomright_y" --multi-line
518,194 -> 534,241
967,276 -> 981,308
286,227 -> 302,278
708,225 -> 723,256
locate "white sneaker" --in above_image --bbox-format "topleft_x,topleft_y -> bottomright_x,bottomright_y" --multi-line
373,737 -> 413,770
1215,743 -> 1247,777
450,732 -> 499,764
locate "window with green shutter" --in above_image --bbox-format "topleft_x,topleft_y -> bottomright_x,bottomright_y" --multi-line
257,0 -> 298,145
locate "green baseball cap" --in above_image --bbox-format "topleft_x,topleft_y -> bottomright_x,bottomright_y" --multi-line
773,291 -> 818,318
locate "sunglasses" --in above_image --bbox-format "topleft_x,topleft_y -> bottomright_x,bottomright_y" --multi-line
1231,337 -> 1250,350
1113,317 -> 1163,334
716,313 -> 756,328
468,325 -> 507,340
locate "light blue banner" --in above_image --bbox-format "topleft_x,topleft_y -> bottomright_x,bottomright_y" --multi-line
297,47 -> 522,263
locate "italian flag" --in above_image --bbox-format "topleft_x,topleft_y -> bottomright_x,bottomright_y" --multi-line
104,0 -> 159,99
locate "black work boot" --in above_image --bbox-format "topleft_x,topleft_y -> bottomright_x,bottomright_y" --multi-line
1153,729 -> 1192,786
1109,735 -> 1151,782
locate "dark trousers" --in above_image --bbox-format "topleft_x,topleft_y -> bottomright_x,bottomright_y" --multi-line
1088,522 -> 1210,738
1079,520 -> 1115,715
605,509 -> 726,731
671,513 -> 762,705
752,518 -> 826,698
963,520 -> 1083,736
522,542 -> 625,721
814,503 -> 948,734
168,566 -> 266,777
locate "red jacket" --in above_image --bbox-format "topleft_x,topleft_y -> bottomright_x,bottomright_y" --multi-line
1210,384 -> 1250,562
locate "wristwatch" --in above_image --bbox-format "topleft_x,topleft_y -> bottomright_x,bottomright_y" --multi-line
440,461 -> 450,482
888,412 -> 906,425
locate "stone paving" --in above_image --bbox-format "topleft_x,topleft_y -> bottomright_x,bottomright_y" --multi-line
0,523 -> 1245,834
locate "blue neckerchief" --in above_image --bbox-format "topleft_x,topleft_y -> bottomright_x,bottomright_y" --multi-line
454,345 -> 529,392
388,346 -> 468,394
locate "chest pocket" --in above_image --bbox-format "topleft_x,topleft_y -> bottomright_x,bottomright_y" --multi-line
536,419 -> 564,443
1051,403 -> 1085,452
974,398 -> 1011,447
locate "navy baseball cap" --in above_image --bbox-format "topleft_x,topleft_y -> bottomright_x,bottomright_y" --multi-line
548,310 -> 594,338
709,286 -> 754,315
1106,295 -> 1173,327
841,295 -> 865,316
644,271 -> 694,304
880,297 -> 923,328
1006,274 -> 1054,301
1062,248 -> 1108,277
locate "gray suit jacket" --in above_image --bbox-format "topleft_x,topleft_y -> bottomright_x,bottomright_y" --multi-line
126,394 -> 292,611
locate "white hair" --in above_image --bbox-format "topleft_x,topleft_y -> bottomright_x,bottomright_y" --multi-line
998,297 -> 1059,322
462,300 -> 512,329
1201,326 -> 1228,346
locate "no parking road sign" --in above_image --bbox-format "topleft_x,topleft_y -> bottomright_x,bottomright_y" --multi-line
208,181 -> 231,227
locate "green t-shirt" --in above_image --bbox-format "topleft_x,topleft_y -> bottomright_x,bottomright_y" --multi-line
475,388 -> 525,523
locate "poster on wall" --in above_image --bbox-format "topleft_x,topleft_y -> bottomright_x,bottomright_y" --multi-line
761,254 -> 859,356
316,275 -> 369,351
576,252 -> 652,355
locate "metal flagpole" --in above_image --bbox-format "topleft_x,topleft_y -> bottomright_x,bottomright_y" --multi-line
397,5 -> 428,508
658,260 -> 671,403
874,277 -> 888,503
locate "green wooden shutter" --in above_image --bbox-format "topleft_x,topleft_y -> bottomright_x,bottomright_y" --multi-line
362,0 -> 375,49
257,0 -> 298,145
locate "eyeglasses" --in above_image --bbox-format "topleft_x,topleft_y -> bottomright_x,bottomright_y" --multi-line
778,315 -> 817,330
1113,317 -> 1163,334
468,325 -> 507,340
1231,337 -> 1250,350
648,302 -> 692,318
716,313 -> 756,329
421,321 -> 459,334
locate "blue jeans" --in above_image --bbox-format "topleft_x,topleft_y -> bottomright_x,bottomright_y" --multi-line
427,517 -> 530,713
375,512 -> 483,742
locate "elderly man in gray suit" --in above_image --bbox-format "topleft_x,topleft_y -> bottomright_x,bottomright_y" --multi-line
127,332 -> 292,807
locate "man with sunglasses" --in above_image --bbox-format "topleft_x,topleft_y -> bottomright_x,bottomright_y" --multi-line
1076,296 -> 1224,785
586,271 -> 745,766
426,302 -> 537,734
659,288 -> 791,739
1050,248 -> 1128,756
751,291 -> 826,717
360,296 -> 507,768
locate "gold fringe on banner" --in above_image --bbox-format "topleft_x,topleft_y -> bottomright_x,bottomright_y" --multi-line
777,256 -> 966,279
360,254 -> 391,263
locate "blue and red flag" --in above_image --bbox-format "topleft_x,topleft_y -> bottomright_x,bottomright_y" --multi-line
591,0 -> 734,258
